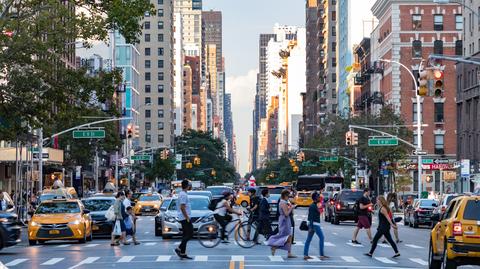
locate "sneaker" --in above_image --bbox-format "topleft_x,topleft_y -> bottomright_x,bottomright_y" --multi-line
181,255 -> 193,260
174,248 -> 182,258
221,239 -> 230,244
351,240 -> 361,245
392,253 -> 400,258
364,253 -> 372,257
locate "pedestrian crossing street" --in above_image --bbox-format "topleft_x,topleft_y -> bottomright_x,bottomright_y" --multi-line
1,254 -> 430,268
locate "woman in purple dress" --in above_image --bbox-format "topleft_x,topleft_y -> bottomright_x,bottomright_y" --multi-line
267,189 -> 297,258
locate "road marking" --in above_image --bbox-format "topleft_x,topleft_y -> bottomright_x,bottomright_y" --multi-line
324,242 -> 335,247
117,256 -> 135,263
41,258 -> 64,265
378,243 -> 390,248
269,256 -> 284,262
156,255 -> 171,262
85,243 -> 99,248
194,256 -> 208,262
55,244 -> 71,248
5,259 -> 28,266
145,242 -> 157,246
231,255 -> 244,261
239,261 -> 245,269
294,242 -> 304,246
346,242 -> 363,247
405,244 -> 424,249
68,257 -> 100,269
409,258 -> 428,266
307,256 -> 321,262
144,232 -> 150,234
229,261 -> 235,269
341,256 -> 360,263
174,242 -> 180,245
332,232 -> 338,235
374,257 -> 397,264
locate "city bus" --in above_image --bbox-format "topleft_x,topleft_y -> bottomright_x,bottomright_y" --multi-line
296,174 -> 344,192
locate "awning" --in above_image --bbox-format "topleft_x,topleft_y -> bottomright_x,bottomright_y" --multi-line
0,147 -> 63,164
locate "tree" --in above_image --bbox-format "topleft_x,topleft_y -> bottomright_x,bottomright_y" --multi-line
0,0 -> 154,141
145,154 -> 175,182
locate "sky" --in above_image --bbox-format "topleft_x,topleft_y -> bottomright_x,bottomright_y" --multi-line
203,0 -> 377,176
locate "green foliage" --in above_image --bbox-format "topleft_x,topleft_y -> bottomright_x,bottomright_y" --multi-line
144,154 -> 175,181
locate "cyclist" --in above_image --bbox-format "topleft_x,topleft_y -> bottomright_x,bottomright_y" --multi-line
214,191 -> 242,243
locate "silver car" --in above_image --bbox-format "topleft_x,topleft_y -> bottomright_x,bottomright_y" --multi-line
154,195 -> 214,239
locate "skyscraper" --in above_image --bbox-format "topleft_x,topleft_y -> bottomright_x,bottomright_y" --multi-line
337,0 -> 353,118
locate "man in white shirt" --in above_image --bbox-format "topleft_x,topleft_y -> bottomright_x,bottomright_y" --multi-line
123,190 -> 132,208
175,180 -> 193,259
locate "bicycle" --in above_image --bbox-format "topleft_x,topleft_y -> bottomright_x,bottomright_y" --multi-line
235,215 -> 279,248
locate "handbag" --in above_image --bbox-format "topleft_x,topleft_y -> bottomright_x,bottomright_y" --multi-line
105,205 -> 115,221
113,220 -> 122,235
299,221 -> 309,231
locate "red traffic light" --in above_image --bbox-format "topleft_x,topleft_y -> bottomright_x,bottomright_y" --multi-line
433,70 -> 443,80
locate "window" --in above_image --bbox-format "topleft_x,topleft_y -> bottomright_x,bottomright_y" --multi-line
158,21 -> 164,29
434,14 -> 443,30
456,14 -> 463,30
158,60 -> 164,68
158,72 -> 164,80
145,72 -> 151,81
144,11 -> 150,17
434,103 -> 444,122
158,0 -> 163,4
145,122 -> 151,130
158,97 -> 164,105
412,14 -> 421,30
145,48 -> 151,56
158,48 -> 164,56
412,40 -> 422,58
158,84 -> 164,93
144,21 -> 150,29
158,9 -> 164,17
145,97 -> 151,105
455,40 -> 463,56
158,109 -> 164,118
332,73 -> 336,83
435,134 -> 444,154
331,11 -> 336,21
332,26 -> 336,36
158,34 -> 164,42
158,134 -> 164,143
332,42 -> 336,52
145,134 -> 151,143
413,134 -> 423,146
145,60 -> 151,68
413,103 -> 423,122
158,122 -> 164,130
434,40 -> 443,55
145,109 -> 151,118
145,85 -> 151,93
332,57 -> 336,68
144,34 -> 150,42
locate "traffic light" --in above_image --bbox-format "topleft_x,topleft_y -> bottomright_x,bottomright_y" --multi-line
134,125 -> 140,138
160,149 -> 169,160
296,151 -> 305,162
126,124 -> 133,138
352,131 -> 359,146
345,131 -> 352,146
417,69 -> 431,96
186,162 -> 193,169
292,165 -> 299,173
433,68 -> 444,97
193,156 -> 201,166
289,159 -> 295,167
211,169 -> 216,177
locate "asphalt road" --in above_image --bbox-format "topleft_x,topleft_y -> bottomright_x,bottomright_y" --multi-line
0,207 -> 479,269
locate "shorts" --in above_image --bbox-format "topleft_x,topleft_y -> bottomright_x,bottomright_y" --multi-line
126,228 -> 135,236
357,215 -> 371,229
114,219 -> 126,232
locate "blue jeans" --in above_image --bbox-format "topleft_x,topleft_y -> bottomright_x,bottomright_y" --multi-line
303,223 -> 325,256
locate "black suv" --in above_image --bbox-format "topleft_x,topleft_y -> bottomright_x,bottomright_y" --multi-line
0,211 -> 21,250
330,189 -> 365,225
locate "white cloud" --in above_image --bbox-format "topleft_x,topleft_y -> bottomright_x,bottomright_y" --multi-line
226,69 -> 258,175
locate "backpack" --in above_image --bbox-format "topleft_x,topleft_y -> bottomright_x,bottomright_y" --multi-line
208,199 -> 220,211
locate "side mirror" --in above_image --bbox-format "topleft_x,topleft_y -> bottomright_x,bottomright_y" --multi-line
83,209 -> 90,214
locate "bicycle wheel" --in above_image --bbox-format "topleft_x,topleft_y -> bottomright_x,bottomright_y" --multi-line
197,222 -> 221,248
235,221 -> 257,248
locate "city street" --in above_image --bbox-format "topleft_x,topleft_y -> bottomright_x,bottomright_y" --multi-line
2,207 -> 472,269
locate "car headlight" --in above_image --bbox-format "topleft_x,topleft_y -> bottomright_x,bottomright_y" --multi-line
30,221 -> 39,227
68,220 -> 81,225
154,204 -> 160,208
165,216 -> 177,223
201,216 -> 214,223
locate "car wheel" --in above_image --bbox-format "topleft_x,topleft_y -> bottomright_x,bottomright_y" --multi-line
155,223 -> 162,237
429,239 -> 441,269
162,234 -> 172,240
333,215 -> 340,225
0,234 -> 4,251
38,240 -> 46,244
441,241 -> 457,269
413,218 -> 419,228
79,226 -> 87,243
240,201 -> 248,208
29,240 -> 37,246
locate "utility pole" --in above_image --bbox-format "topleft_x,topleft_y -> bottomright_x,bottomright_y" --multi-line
38,128 -> 43,191
94,145 -> 99,192
115,150 -> 119,188
355,147 -> 359,188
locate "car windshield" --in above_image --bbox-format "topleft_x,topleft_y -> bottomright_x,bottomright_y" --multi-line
207,187 -> 231,196
190,192 -> 211,198
340,191 -> 363,201
82,199 -> 114,211
445,195 -> 459,205
168,198 -> 210,211
36,202 -> 80,214
161,200 -> 171,211
139,195 -> 161,201
419,200 -> 437,207
463,200 -> 480,220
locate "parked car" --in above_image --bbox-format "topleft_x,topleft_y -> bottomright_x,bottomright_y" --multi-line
330,189 -> 365,225
154,195 -> 212,239
431,194 -> 462,227
0,211 -> 21,250
81,196 -> 115,237
429,195 -> 480,269
405,199 -> 438,228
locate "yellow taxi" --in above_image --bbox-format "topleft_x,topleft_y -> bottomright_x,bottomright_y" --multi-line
429,195 -> 480,269
28,199 -> 92,245
236,191 -> 250,207
294,191 -> 313,207
134,193 -> 162,215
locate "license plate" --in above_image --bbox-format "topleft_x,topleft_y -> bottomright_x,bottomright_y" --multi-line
49,230 -> 60,235
92,225 -> 99,231
144,209 -> 151,212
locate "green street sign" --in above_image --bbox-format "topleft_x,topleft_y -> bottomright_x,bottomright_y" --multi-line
423,159 -> 434,164
319,156 -> 339,162
131,155 -> 151,161
368,137 -> 398,146
73,130 -> 105,139
302,161 -> 317,167
194,171 -> 205,177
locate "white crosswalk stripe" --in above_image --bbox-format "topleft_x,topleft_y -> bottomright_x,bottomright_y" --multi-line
144,242 -> 157,246
117,256 -> 135,263
55,244 -> 71,248
268,256 -> 284,262
346,242 -> 363,247
406,244 -> 424,249
194,256 -> 208,262
307,256 -> 321,262
85,243 -> 99,248
5,259 -> 28,266
156,255 -> 171,262
68,257 -> 99,269
341,256 -> 360,263
41,258 -> 64,265
410,258 -> 428,266
324,242 -> 335,247
374,257 -> 397,264
231,255 -> 244,261
294,242 -> 304,246
378,243 -> 390,248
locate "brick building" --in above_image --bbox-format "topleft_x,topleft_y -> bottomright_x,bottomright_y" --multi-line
371,0 -> 462,193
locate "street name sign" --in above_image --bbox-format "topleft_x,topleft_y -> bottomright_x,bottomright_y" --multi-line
73,130 -> 105,139
131,155 -> 151,161
368,137 -> 398,146
319,156 -> 339,162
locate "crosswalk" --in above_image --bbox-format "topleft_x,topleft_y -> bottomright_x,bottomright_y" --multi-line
2,255 -> 429,267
